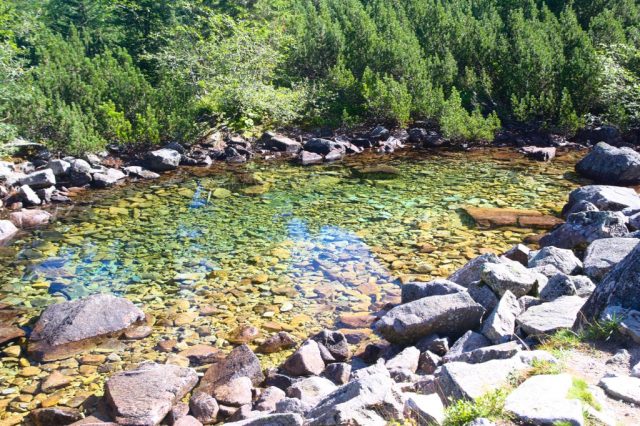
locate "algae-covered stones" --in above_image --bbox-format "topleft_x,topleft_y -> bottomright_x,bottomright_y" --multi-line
105,362 -> 198,425
375,292 -> 485,344
146,148 -> 181,172
28,293 -> 145,361
353,165 -> 401,179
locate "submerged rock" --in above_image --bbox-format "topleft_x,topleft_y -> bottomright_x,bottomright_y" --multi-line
105,362 -> 198,425
375,292 -> 484,344
576,142 -> 640,184
28,294 -> 145,361
257,332 -> 296,354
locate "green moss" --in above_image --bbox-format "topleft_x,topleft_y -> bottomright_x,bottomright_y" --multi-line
443,389 -> 508,426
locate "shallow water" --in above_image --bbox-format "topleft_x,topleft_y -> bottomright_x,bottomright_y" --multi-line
0,148 -> 581,419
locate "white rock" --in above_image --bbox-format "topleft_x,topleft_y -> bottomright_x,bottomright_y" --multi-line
599,375 -> 640,405
287,376 -> 336,405
505,374 -> 584,426
403,392 -> 445,425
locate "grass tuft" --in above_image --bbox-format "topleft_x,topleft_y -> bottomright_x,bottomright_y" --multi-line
568,378 -> 601,411
443,389 -> 508,426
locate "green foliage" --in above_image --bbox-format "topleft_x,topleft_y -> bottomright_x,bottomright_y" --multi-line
361,68 -> 412,126
582,316 -> 623,341
443,389 -> 508,426
440,88 -> 501,142
539,329 -> 584,358
2,0 -> 640,154
568,378 -> 601,411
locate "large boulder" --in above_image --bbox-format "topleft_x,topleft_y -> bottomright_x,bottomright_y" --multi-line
145,149 -> 181,172
92,168 -> 126,189
105,362 -> 198,425
436,356 -> 527,400
19,169 -> 56,189
47,159 -> 71,176
528,246 -> 582,275
576,142 -> 640,184
517,296 -> 586,338
28,294 -> 145,361
225,413 -> 304,426
403,393 -> 445,425
375,292 -> 485,344
303,138 -> 344,155
583,237 -> 640,282
562,185 -> 640,216
282,340 -> 325,376
505,374 -> 585,426
305,374 -> 404,426
448,254 -> 502,287
481,291 -> 521,344
481,260 -> 539,297
578,243 -> 640,326
9,209 -> 52,228
0,220 -> 19,242
261,133 -> 302,154
539,211 -> 629,249
311,330 -> 350,362
68,159 -> 93,186
197,344 -> 265,395
540,274 -> 595,301
400,279 -> 465,304
19,184 -> 41,206
598,376 -> 640,405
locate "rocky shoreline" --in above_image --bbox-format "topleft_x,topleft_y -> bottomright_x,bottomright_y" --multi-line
0,122 -> 603,245
2,131 -> 640,425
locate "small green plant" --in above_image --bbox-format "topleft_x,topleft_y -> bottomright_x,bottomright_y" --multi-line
443,389 -> 508,426
568,378 -> 601,411
539,329 -> 584,357
582,316 -> 622,342
509,359 -> 564,387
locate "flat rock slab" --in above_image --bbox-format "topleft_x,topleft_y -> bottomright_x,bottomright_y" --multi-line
0,325 -> 25,345
599,376 -> 640,405
403,392 -> 445,425
505,374 -> 584,426
28,294 -> 145,361
463,207 -> 562,229
517,296 -> 585,338
436,356 -> 527,400
105,362 -> 198,425
375,292 -> 484,344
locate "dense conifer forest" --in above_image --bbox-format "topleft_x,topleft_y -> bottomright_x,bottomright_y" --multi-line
1,0 -> 639,154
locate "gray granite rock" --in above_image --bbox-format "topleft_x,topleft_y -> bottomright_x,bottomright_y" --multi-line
517,296 -> 586,338
583,237 -> 640,282
528,246 -> 582,275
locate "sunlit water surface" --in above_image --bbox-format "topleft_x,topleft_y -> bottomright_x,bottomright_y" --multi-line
0,148 -> 581,419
